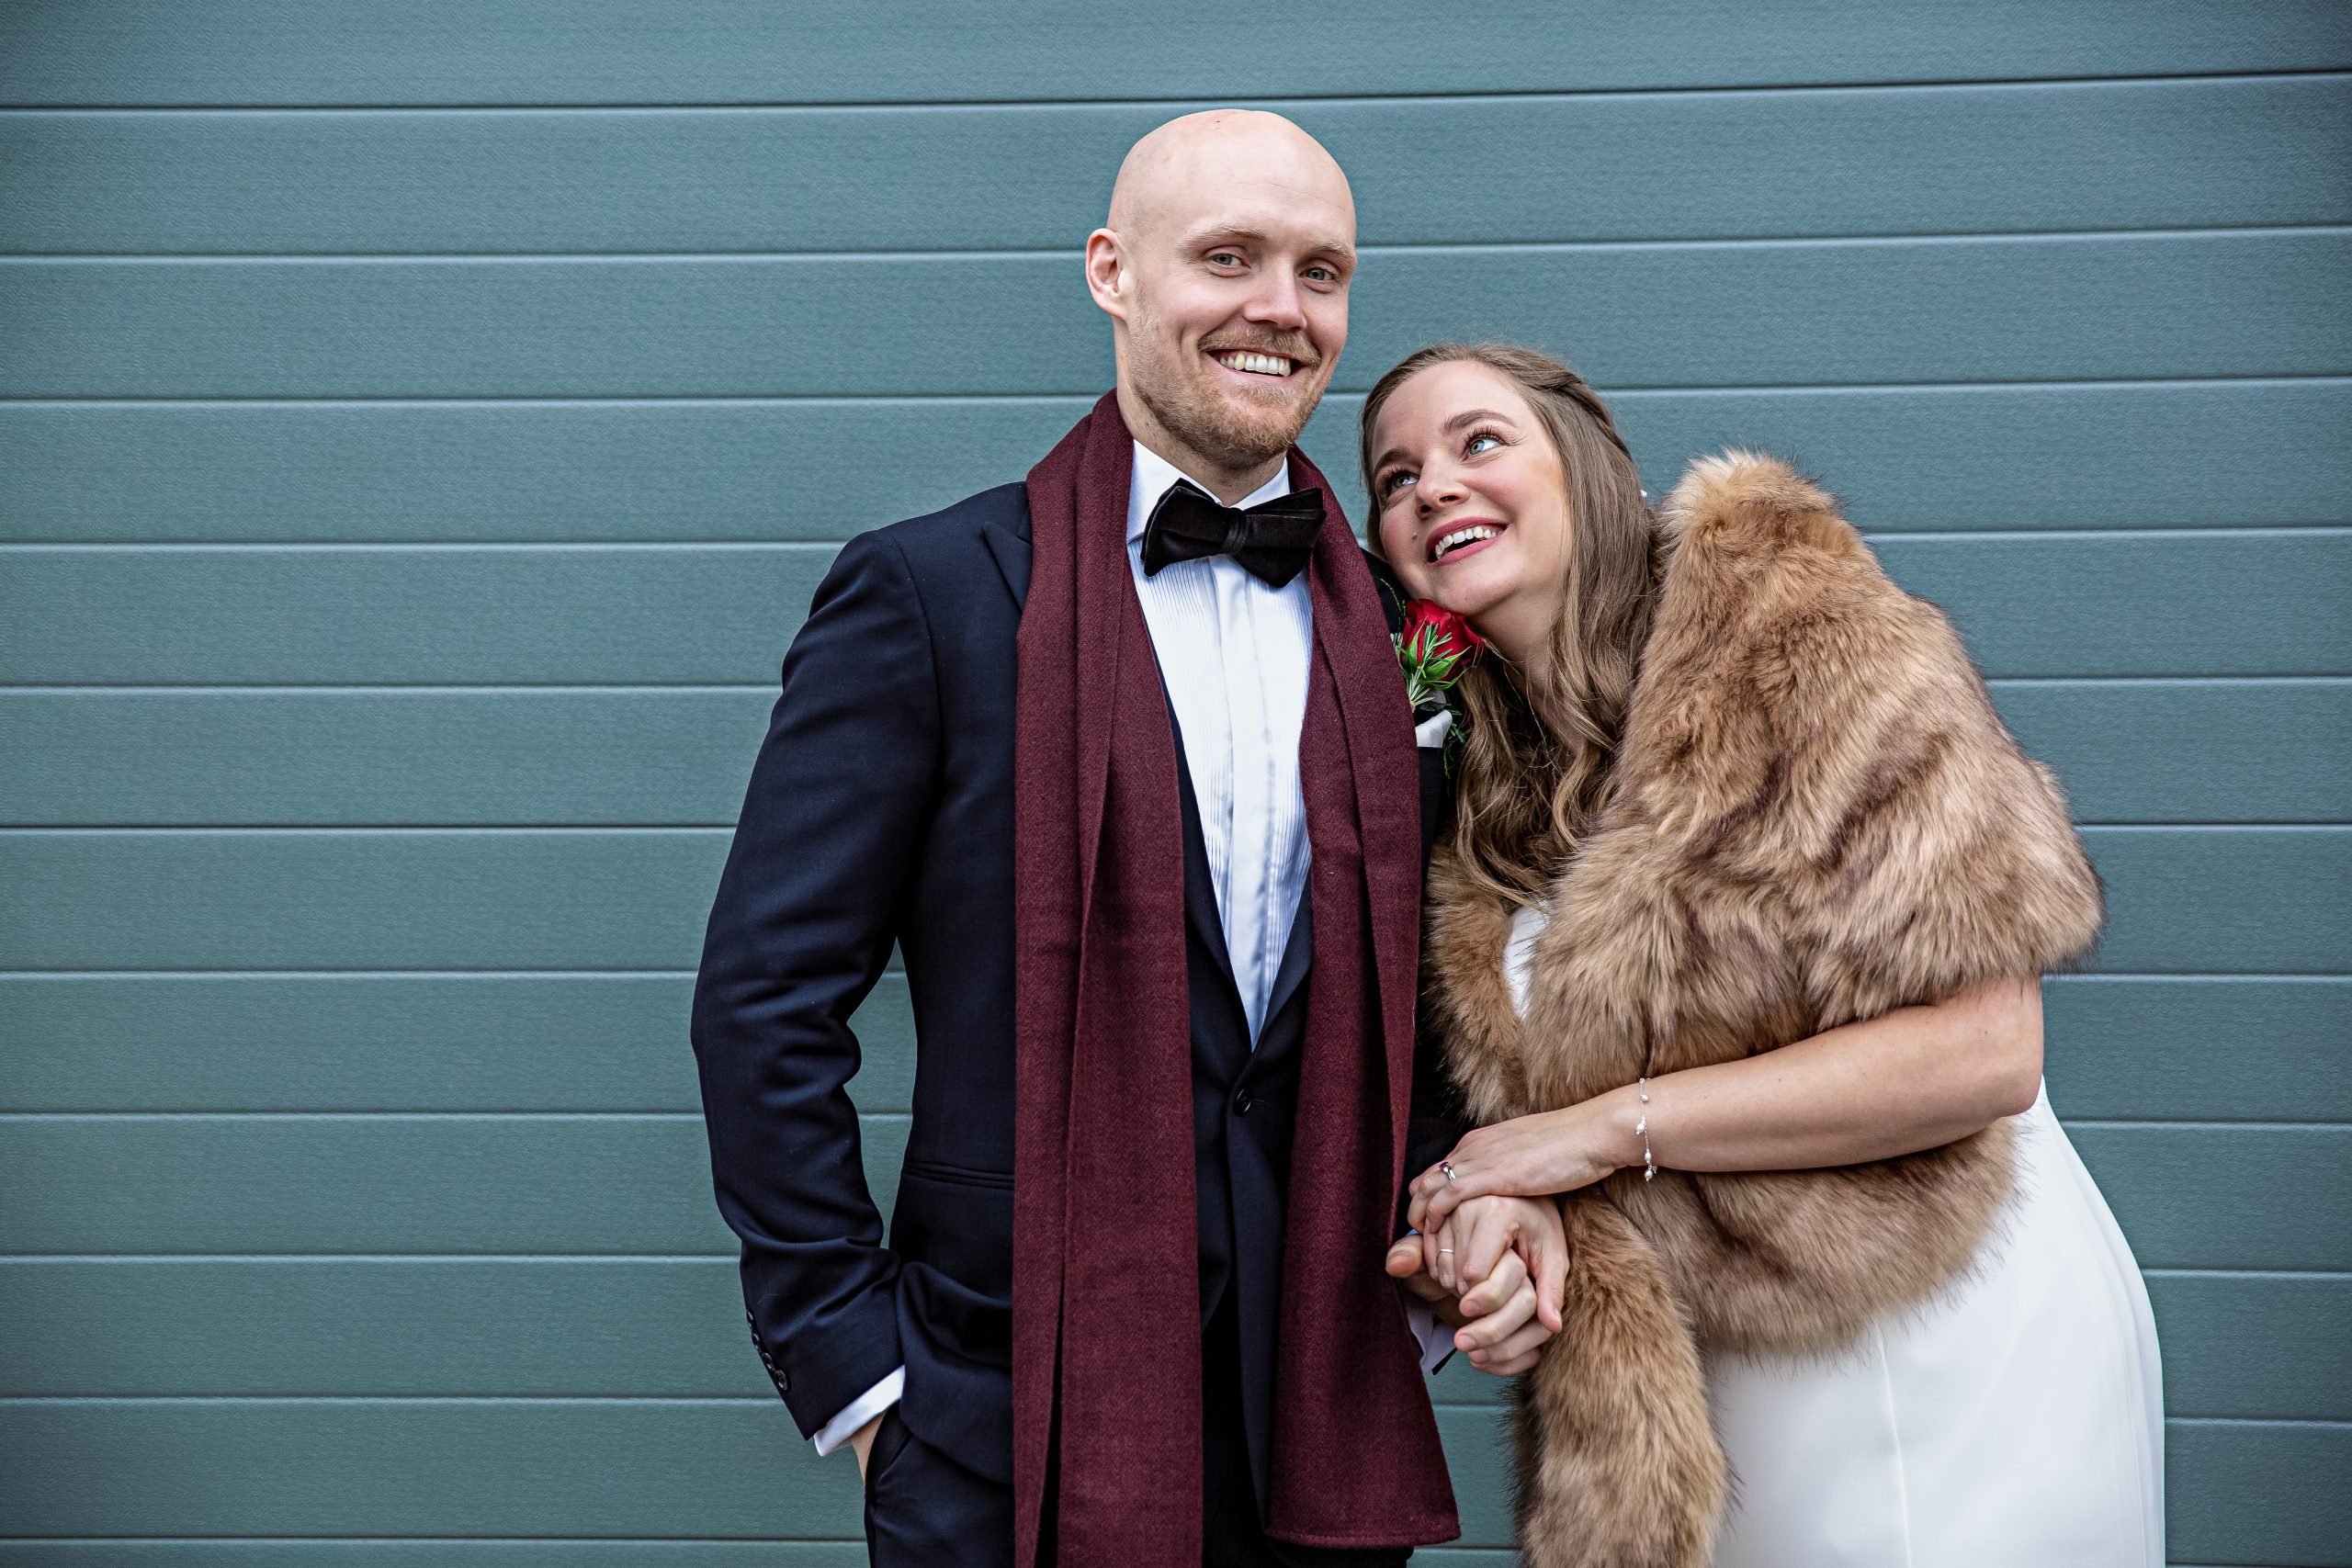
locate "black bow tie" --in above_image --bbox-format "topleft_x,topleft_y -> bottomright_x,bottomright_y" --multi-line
1140,479 -> 1324,588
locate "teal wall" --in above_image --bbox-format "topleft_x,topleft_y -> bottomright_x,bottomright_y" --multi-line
2,3 -> 2347,1562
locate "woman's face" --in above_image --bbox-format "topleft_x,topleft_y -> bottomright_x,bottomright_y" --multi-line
1369,360 -> 1573,659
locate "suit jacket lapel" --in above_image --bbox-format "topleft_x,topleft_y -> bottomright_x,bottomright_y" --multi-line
1258,902 -> 1314,1049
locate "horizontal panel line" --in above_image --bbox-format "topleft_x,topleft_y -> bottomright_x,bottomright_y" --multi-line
1868,525 -> 2352,542
0,1396 -> 2335,1430
6,525 -> 2351,549
0,683 -> 788,694
0,1111 -> 2318,1132
48,826 -> 2351,838
5,821 -> 2345,833
8,376 -> 2347,409
0,677 -> 2343,698
2063,1120 -> 2352,1131
0,824 -> 748,830
0,542 -> 833,554
7,824 -> 2344,839
2074,824 -> 2350,834
0,826 -> 734,837
1993,670 -> 2352,681
0,969 -> 708,979
2141,1268 -> 2352,1280
0,684 -> 784,695
0,1395 -> 784,1405
1421,1404 -> 2352,1426
0,1257 -> 2334,1278
2049,973 -> 2352,983
6,223 -> 2346,265
0,969 -> 2330,981
4,68 -> 2343,116
3,526 -> 2341,553
0,1259 -> 2333,1279
2162,1416 -> 2352,1428
0,1111 -> 905,1122
1989,675 -> 2352,687
23,222 -> 2352,264
0,1255 -> 738,1263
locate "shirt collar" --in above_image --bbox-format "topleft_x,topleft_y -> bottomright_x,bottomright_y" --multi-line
1125,439 -> 1293,544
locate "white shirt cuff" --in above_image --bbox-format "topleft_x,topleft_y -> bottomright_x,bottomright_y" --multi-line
1405,1297 -> 1456,1375
1414,709 -> 1453,750
811,1366 -> 904,1455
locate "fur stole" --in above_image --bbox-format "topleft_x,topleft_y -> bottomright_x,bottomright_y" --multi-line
1423,453 -> 2104,1567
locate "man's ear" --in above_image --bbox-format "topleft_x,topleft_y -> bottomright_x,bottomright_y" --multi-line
1084,229 -> 1129,323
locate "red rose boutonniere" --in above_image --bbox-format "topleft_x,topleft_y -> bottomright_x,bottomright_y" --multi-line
1396,597 -> 1484,728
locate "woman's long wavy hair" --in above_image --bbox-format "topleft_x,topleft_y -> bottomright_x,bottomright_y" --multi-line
1361,344 -> 1659,906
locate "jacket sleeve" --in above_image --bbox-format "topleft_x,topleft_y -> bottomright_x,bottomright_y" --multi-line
690,528 -> 939,1438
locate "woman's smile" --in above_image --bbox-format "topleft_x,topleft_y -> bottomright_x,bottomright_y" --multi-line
1428,519 -> 1509,564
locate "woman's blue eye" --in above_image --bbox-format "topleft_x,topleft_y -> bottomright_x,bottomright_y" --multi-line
1381,469 -> 1415,497
1466,432 -> 1502,456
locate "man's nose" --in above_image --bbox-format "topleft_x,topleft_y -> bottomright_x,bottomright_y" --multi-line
1241,269 -> 1307,332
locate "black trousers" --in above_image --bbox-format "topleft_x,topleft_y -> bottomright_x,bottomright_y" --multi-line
862,1299 -> 1413,1567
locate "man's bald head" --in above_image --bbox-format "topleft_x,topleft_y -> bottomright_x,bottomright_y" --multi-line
1084,112 -> 1357,500
1106,110 -> 1354,250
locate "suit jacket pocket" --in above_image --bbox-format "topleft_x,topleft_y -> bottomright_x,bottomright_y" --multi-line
901,1156 -> 1013,1190
892,1161 -> 1014,1305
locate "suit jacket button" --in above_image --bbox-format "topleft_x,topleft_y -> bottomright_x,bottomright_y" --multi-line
1234,1090 -> 1255,1115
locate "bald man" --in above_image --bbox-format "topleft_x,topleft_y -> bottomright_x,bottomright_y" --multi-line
694,112 -> 1561,1567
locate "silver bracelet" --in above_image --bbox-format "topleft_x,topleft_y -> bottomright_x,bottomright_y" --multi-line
1635,1077 -> 1657,1182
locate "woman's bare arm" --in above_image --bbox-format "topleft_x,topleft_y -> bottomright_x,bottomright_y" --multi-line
1409,975 -> 2044,1229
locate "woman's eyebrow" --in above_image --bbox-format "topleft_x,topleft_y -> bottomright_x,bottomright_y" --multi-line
1373,408 -> 1519,473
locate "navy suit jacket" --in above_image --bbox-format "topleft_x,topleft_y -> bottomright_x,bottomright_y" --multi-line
691,480 -> 1464,1496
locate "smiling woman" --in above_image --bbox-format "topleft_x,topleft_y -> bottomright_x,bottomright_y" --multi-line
1363,343 -> 1657,907
1361,341 -> 2165,1568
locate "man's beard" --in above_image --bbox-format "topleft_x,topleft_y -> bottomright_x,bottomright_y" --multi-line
1128,321 -> 1322,470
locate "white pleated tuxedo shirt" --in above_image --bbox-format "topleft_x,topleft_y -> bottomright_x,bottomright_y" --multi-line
812,440 -> 1444,1456
1124,442 -> 1316,1039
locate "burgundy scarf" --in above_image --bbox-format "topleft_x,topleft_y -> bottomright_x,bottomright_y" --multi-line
1010,394 -> 1457,1564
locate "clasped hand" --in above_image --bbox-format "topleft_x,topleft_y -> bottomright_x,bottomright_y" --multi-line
1385,1103 -> 1635,1375
1385,1192 -> 1567,1377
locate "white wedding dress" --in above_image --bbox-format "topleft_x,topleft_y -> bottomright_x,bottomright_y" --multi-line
1504,906 -> 2166,1566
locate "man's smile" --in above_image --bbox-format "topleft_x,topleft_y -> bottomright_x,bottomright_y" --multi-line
1209,348 -> 1300,378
